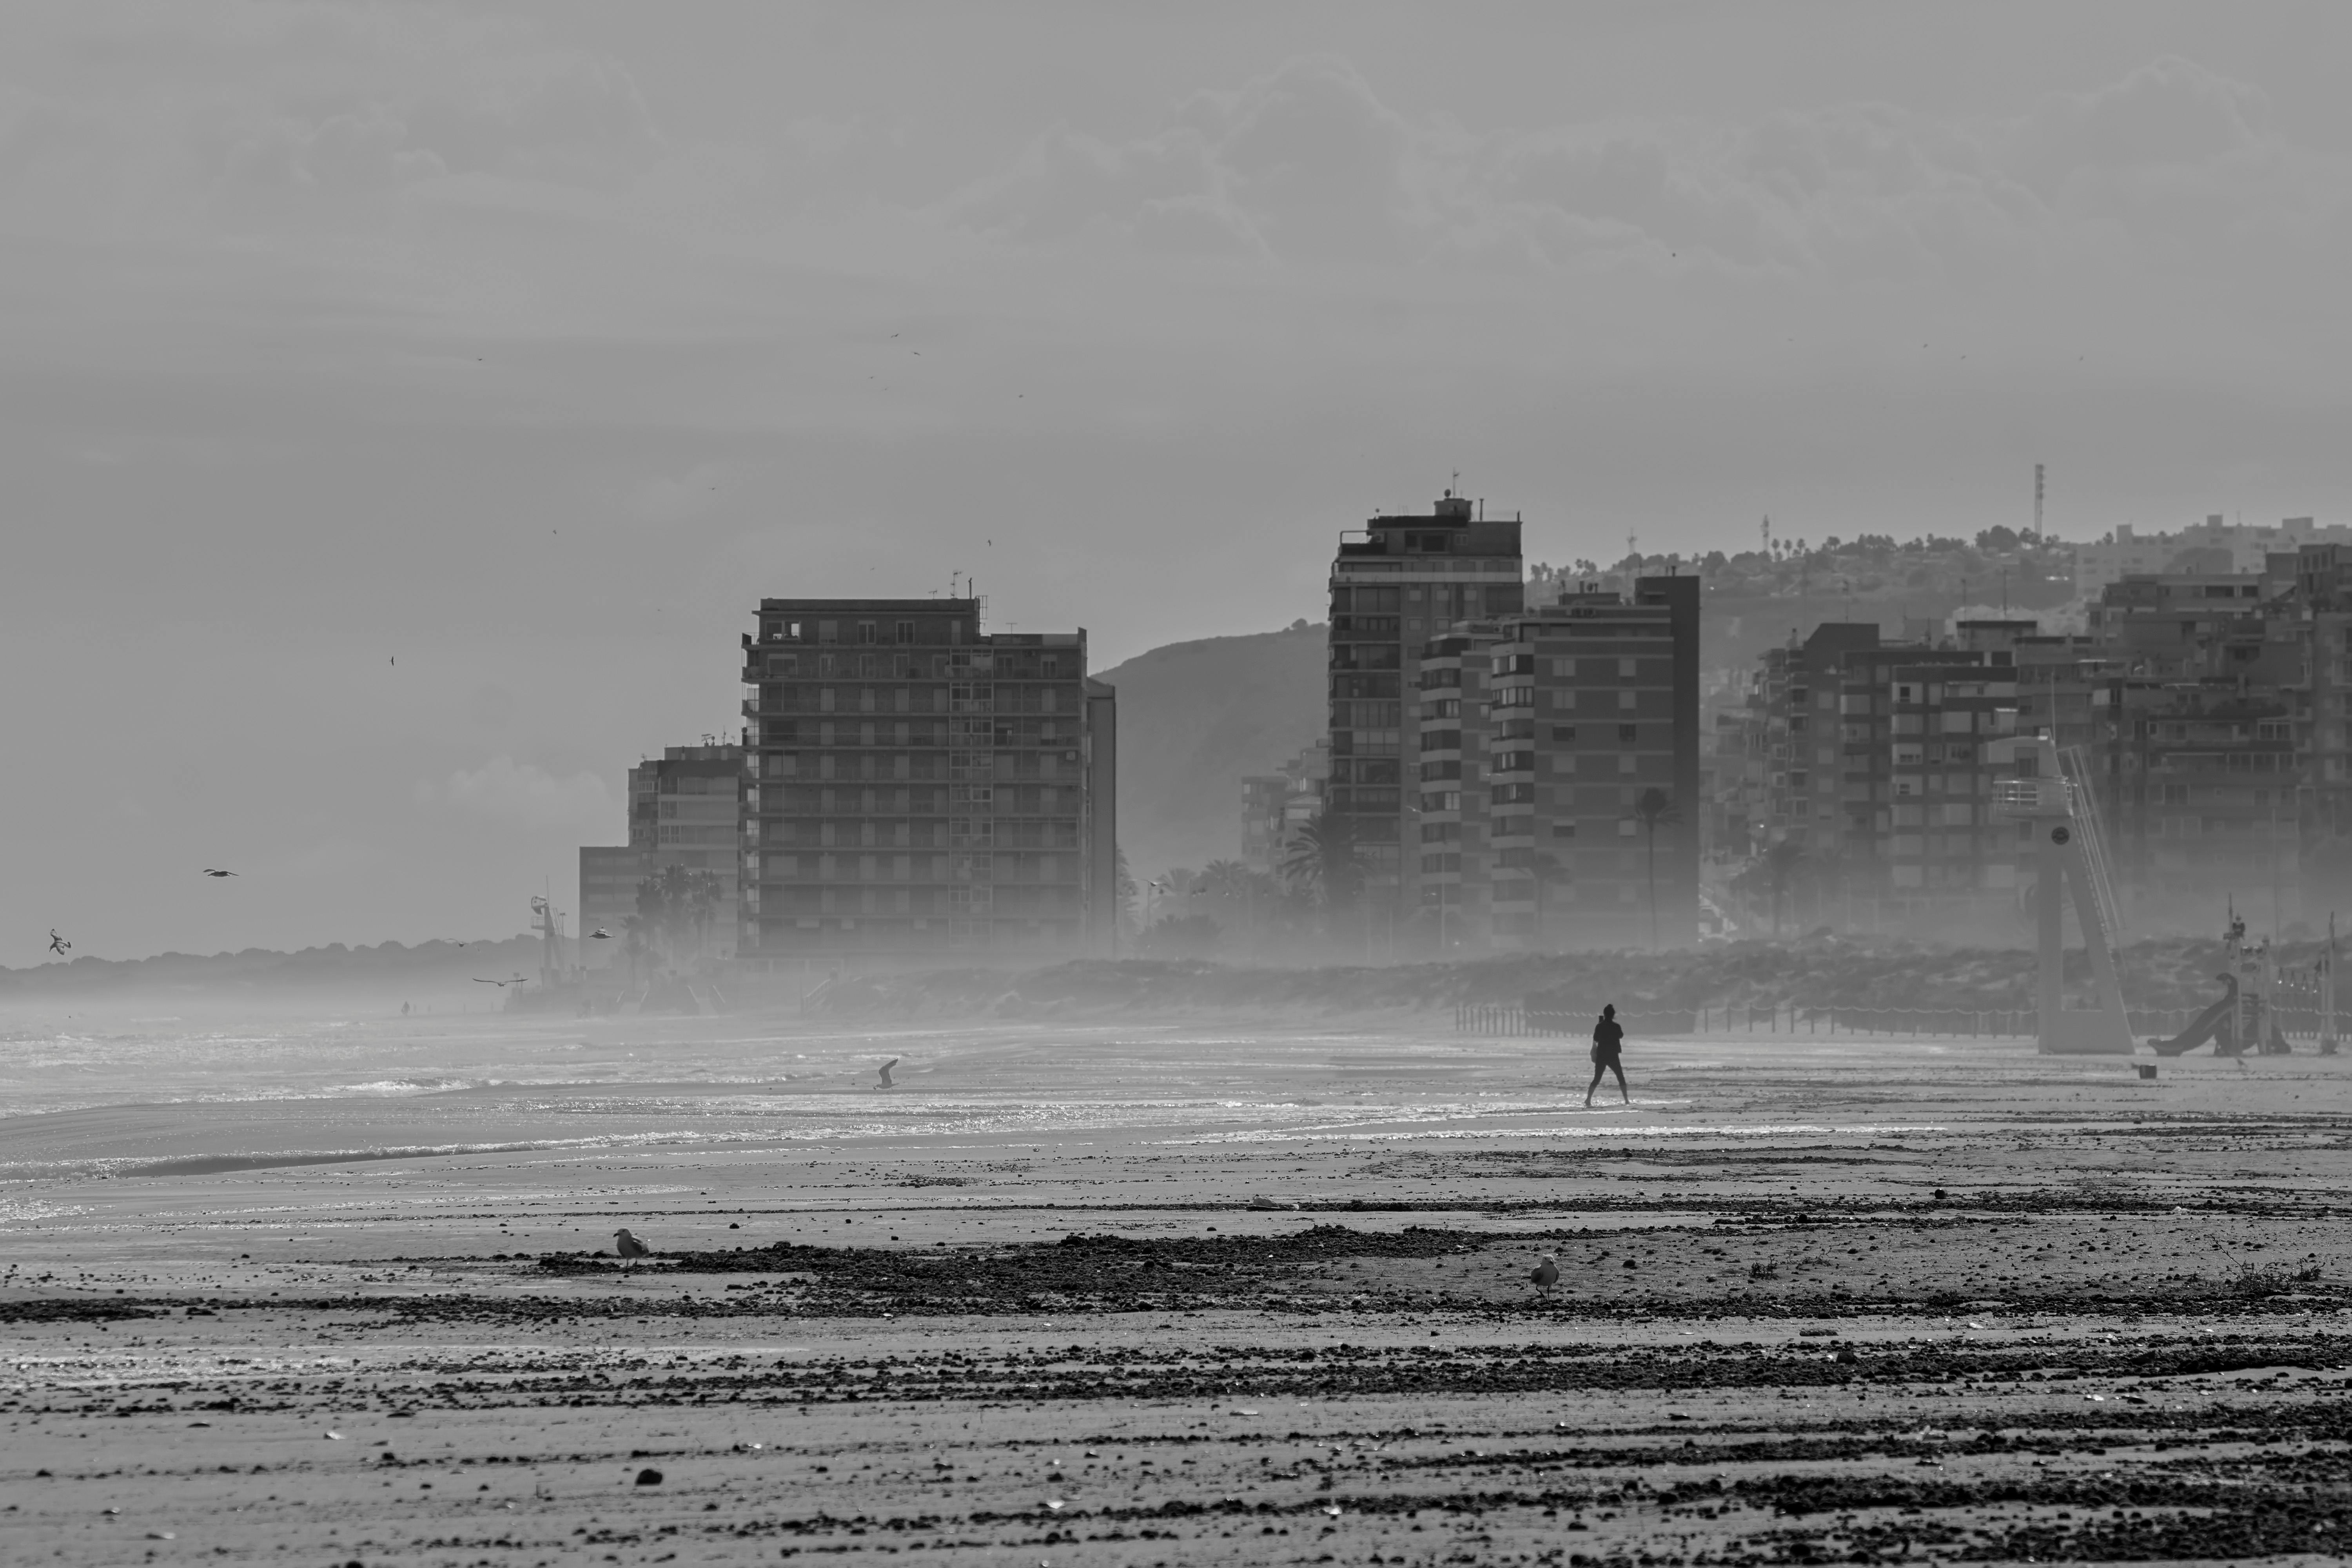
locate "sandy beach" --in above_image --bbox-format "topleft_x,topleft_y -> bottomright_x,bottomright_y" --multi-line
4,1010 -> 2348,1565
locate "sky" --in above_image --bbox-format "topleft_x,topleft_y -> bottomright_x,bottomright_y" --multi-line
8,0 -> 2352,963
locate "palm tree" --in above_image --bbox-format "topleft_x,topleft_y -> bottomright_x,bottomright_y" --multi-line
1762,839 -> 1806,938
621,912 -> 652,990
1527,849 -> 1567,949
682,869 -> 725,963
1633,787 -> 1680,948
1281,809 -> 1361,931
1113,842 -> 1137,943
1196,858 -> 1261,941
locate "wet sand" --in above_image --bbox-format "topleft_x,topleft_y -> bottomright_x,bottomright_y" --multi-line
4,1020 -> 2348,1565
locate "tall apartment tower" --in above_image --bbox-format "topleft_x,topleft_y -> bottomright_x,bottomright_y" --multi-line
1416,577 -> 1700,948
1327,492 -> 1524,931
737,598 -> 1116,960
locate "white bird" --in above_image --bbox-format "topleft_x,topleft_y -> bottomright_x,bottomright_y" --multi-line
1530,1255 -> 1560,1298
614,1229 -> 650,1259
589,927 -> 612,940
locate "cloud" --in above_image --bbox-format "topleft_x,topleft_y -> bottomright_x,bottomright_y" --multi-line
949,56 -> 1416,260
422,757 -> 613,835
1178,56 -> 1416,258
944,51 -> 2340,287
2010,56 -> 2276,190
220,103 -> 446,193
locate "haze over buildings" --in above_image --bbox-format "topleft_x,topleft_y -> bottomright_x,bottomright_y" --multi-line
13,4 -> 2352,962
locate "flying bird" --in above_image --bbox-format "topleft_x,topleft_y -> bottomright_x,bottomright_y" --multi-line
48,929 -> 70,956
590,927 -> 612,940
614,1229 -> 650,1259
201,868 -> 237,878
473,975 -> 527,988
1529,1256 -> 1560,1298
877,1057 -> 898,1089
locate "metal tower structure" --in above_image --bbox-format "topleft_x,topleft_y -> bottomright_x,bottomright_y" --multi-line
1995,735 -> 2133,1054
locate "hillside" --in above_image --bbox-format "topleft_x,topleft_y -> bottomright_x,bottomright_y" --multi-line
1094,623 -> 1327,879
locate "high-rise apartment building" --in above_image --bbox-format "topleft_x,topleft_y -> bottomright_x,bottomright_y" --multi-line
737,598 -> 1115,958
1327,492 -> 1524,929
1413,578 -> 1700,948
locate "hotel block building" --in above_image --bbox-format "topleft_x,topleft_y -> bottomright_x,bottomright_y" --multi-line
737,597 -> 1116,959
1414,579 -> 1701,947
1326,492 -> 1524,929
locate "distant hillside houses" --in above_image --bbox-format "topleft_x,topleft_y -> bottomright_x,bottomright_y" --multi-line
2072,515 -> 2352,595
1532,525 -> 2078,612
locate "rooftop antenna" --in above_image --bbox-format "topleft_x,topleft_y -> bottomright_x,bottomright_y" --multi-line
2034,462 -> 2045,538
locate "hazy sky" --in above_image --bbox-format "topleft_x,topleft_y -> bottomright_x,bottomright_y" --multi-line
9,1 -> 2352,962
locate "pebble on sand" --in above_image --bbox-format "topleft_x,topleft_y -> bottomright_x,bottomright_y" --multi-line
635,1467 -> 663,1486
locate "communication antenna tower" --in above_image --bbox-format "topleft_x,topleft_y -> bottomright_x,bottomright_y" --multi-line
2034,463 -> 2045,537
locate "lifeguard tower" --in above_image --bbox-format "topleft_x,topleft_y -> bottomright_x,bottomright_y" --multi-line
1993,736 -> 2134,1055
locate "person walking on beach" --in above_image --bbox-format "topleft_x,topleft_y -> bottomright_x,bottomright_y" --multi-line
1586,1003 -> 1629,1107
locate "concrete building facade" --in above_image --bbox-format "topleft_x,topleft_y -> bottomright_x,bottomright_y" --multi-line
576,742 -> 744,965
1326,492 -> 1524,932
738,597 -> 1115,960
1410,576 -> 1702,949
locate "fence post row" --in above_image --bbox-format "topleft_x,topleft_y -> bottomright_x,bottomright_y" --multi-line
1452,1005 -> 2057,1038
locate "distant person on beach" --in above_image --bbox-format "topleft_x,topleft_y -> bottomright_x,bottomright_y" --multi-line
1586,1004 -> 1629,1107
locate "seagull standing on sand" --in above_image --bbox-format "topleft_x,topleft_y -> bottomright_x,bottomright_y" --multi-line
1529,1256 -> 1559,1298
877,1057 -> 898,1089
614,1229 -> 649,1259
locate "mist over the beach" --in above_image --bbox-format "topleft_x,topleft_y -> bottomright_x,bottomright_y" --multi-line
8,5 -> 2352,1564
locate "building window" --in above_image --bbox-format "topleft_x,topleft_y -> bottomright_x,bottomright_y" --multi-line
1618,658 -> 1637,679
858,621 -> 877,644
1042,655 -> 1059,677
1619,690 -> 1636,710
1551,724 -> 1575,742
1552,822 -> 1577,838
896,620 -> 915,644
818,621 -> 839,643
1618,724 -> 1637,742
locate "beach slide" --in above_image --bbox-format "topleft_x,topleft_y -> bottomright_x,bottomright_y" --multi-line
2147,974 -> 2237,1057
